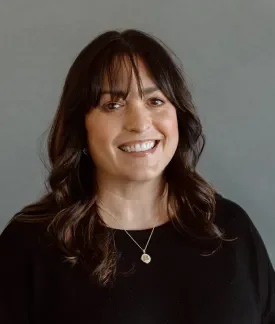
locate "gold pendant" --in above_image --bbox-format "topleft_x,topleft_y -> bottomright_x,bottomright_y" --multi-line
141,253 -> 151,264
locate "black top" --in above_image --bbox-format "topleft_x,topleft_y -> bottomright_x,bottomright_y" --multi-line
0,193 -> 274,324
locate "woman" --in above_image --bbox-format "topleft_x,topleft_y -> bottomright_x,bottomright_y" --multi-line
0,29 -> 274,323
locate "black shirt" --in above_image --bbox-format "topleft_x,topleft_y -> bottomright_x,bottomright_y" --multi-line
0,193 -> 274,323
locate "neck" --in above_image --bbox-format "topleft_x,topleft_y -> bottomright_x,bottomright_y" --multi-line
96,175 -> 169,230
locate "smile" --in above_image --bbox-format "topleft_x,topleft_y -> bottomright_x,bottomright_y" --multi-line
119,140 -> 159,153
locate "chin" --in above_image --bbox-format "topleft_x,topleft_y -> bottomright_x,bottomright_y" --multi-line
122,170 -> 163,182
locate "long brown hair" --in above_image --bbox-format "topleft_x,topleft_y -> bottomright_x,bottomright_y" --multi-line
12,29 -> 227,286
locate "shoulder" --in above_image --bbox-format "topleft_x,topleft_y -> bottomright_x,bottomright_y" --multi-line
0,218 -> 49,257
214,192 -> 257,237
214,192 -> 274,270
215,193 -> 275,319
213,192 -> 273,265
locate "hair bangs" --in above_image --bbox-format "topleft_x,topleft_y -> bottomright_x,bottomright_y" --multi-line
87,49 -> 144,109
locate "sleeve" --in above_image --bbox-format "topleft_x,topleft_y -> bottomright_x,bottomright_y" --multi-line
0,220 -> 32,323
249,219 -> 275,323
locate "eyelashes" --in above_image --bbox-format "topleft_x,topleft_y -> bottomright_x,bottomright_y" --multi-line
148,98 -> 165,106
103,102 -> 123,112
101,97 -> 165,112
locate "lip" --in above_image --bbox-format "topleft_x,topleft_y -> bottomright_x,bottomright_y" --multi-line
118,140 -> 160,157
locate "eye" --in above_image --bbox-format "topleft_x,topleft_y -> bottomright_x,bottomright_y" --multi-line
102,102 -> 124,112
148,97 -> 165,107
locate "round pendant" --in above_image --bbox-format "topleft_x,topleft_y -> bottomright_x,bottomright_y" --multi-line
141,253 -> 151,264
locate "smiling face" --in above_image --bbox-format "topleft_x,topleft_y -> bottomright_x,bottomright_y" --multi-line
84,57 -> 179,183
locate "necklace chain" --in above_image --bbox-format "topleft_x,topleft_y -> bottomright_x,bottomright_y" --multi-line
114,216 -> 157,253
97,199 -> 160,256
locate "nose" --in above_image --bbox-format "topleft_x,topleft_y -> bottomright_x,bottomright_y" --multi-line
123,102 -> 152,133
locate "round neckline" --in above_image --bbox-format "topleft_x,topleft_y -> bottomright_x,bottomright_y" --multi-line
102,218 -> 173,234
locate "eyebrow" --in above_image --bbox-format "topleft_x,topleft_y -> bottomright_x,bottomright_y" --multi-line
100,86 -> 160,97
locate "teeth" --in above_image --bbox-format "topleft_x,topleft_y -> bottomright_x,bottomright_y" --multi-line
120,141 -> 156,152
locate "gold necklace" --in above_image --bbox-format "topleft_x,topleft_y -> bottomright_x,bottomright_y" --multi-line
97,200 -> 160,264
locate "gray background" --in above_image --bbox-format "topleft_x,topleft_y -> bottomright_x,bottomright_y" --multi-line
0,1 -> 274,265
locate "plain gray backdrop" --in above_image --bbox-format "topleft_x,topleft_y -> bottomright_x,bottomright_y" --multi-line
0,0 -> 274,265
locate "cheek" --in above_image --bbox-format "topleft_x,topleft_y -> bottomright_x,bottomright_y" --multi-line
156,108 -> 179,140
85,114 -> 107,154
85,113 -> 119,156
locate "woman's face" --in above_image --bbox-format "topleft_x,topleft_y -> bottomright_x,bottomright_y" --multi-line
84,58 -> 179,183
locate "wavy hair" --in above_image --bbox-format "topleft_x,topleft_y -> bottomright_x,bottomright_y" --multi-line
12,29 -> 228,286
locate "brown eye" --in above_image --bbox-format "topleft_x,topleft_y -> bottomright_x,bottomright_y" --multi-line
102,102 -> 123,112
148,98 -> 164,107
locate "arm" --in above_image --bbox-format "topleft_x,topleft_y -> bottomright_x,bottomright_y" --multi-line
262,255 -> 275,323
0,220 -> 32,323
249,220 -> 275,323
